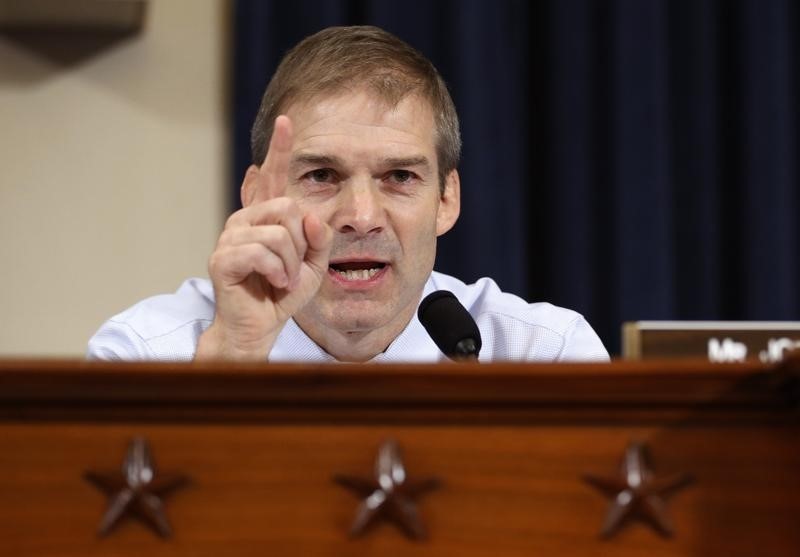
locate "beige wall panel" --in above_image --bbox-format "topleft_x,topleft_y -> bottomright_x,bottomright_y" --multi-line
0,1 -> 230,355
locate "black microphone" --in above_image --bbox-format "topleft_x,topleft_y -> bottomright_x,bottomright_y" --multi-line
417,290 -> 482,360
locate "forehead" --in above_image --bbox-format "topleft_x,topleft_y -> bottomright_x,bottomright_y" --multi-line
284,90 -> 437,156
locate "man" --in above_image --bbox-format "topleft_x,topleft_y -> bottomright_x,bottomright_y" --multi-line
88,26 -> 609,363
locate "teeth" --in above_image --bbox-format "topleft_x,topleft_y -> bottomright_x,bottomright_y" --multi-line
336,267 -> 381,281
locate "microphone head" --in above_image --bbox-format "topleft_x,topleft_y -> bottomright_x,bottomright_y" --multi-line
417,290 -> 482,360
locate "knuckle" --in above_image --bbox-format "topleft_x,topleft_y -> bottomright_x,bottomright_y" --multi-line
207,249 -> 226,275
224,211 -> 242,230
270,196 -> 294,215
227,226 -> 246,245
219,226 -> 243,247
275,225 -> 292,245
259,224 -> 289,248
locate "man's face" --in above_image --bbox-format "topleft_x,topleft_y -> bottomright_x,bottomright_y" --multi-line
283,90 -> 460,350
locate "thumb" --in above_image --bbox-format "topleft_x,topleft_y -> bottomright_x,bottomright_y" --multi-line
303,213 -> 333,272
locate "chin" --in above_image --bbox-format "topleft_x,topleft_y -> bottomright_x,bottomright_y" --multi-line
329,311 -> 388,333
308,292 -> 414,335
315,297 -> 391,331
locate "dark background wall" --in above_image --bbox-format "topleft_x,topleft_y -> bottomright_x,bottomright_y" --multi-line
232,0 -> 798,355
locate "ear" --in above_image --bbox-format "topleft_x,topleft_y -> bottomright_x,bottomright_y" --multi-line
436,169 -> 461,236
240,165 -> 261,207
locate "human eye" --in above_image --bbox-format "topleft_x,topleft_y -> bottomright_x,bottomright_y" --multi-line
305,168 -> 337,183
386,169 -> 417,185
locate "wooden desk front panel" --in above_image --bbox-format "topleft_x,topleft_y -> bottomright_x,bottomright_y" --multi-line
2,422 -> 798,557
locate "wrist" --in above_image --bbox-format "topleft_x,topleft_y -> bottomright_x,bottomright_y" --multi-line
194,321 -> 278,362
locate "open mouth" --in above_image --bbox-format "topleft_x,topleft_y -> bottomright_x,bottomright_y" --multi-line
329,261 -> 387,281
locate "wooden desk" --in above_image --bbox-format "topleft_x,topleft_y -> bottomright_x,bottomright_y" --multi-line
1,359 -> 798,556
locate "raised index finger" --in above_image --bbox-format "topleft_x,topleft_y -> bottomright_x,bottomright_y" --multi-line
253,115 -> 293,203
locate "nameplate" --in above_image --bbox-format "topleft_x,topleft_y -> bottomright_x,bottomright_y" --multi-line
622,321 -> 800,362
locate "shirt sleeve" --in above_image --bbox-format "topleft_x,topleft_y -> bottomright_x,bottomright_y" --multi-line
555,315 -> 610,362
86,319 -> 158,360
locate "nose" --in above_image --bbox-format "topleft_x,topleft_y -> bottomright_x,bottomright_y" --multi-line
333,179 -> 385,236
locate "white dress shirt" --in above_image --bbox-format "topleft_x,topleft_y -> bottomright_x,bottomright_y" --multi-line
87,271 -> 609,362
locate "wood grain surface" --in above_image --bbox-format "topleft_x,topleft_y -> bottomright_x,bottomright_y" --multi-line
1,359 -> 798,556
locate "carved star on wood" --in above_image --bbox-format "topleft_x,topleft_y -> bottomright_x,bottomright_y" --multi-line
85,437 -> 189,538
584,441 -> 693,538
334,439 -> 440,540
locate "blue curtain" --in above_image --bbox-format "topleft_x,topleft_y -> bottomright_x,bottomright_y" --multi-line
232,0 -> 798,355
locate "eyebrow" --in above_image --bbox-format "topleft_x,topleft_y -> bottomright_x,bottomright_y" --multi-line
290,153 -> 343,170
290,153 -> 432,172
381,156 -> 431,170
